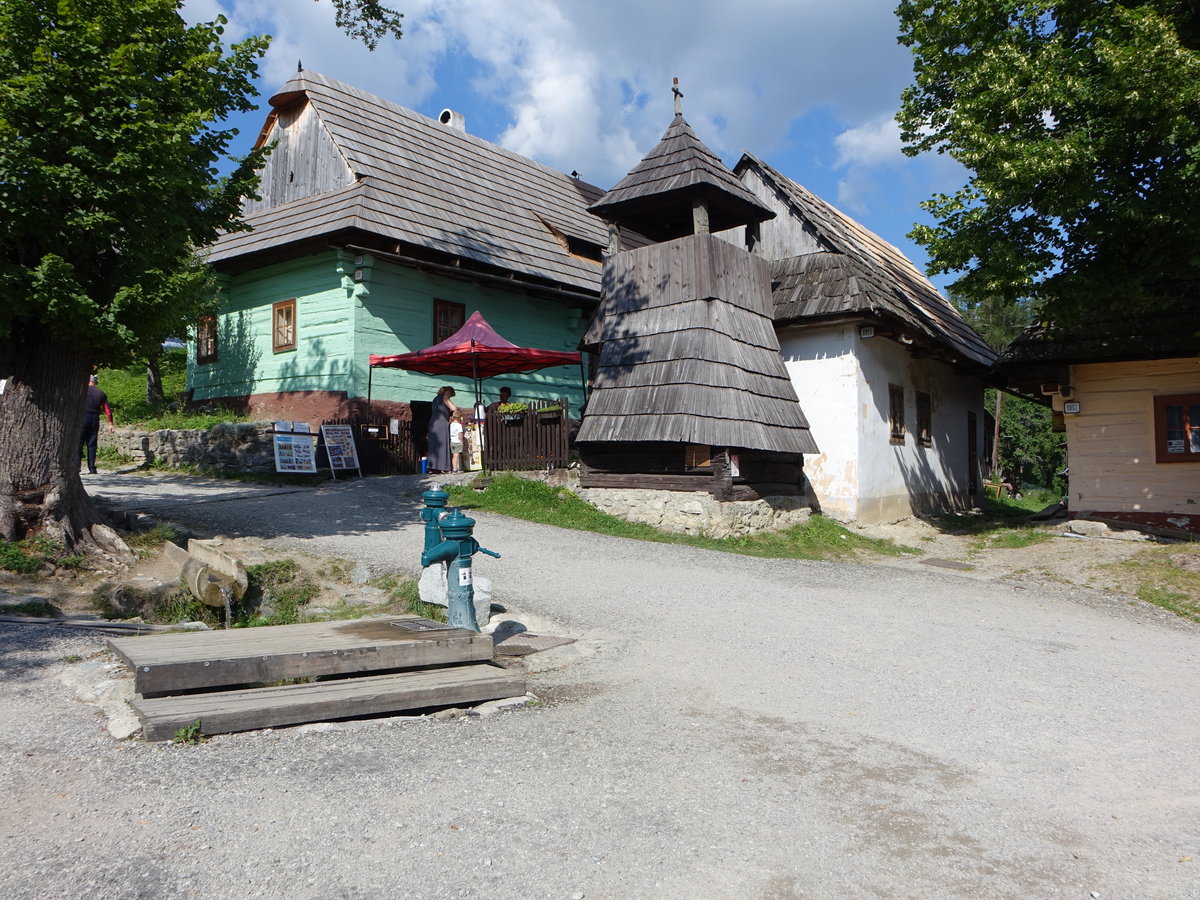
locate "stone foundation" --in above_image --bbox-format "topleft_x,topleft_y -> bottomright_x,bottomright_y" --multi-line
101,422 -> 278,472
578,487 -> 811,538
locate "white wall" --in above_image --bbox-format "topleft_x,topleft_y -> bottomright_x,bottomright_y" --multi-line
779,324 -> 861,521
781,323 -> 984,523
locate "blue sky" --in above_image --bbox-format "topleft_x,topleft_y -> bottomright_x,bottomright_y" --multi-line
184,0 -> 967,293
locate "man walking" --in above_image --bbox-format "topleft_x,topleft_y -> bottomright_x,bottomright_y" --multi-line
81,374 -> 115,474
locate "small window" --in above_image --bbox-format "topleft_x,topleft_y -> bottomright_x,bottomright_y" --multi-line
196,315 -> 218,364
1154,394 -> 1200,463
272,299 -> 297,352
889,384 -> 906,444
916,391 -> 932,447
434,299 -> 465,343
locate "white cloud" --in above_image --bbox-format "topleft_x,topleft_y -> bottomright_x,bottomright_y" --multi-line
834,115 -> 903,169
184,0 -> 918,187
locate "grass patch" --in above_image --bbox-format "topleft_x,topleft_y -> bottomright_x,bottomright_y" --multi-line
171,720 -> 206,745
147,589 -> 218,627
95,446 -> 136,468
447,474 -> 916,561
971,528 -> 1055,551
97,351 -> 254,431
59,654 -> 83,664
124,524 -> 179,554
0,598 -> 60,618
0,536 -> 85,574
1102,544 -> 1200,623
369,572 -> 448,621
239,559 -> 320,626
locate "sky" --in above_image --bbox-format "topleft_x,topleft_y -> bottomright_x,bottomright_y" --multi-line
183,0 -> 967,292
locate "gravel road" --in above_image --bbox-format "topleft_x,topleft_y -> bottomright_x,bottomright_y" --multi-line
2,471 -> 1198,899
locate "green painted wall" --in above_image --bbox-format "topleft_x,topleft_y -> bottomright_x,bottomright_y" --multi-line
194,249 -> 590,410
190,250 -> 356,400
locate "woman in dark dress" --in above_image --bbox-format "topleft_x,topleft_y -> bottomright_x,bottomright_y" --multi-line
426,386 -> 458,473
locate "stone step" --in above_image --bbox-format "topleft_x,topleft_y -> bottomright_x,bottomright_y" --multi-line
133,663 -> 525,741
108,616 -> 492,695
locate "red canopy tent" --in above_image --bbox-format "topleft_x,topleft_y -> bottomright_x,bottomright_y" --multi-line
369,311 -> 581,387
368,312 -> 585,471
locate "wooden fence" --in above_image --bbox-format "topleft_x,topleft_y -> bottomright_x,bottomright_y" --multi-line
321,416 -> 420,476
482,399 -> 574,471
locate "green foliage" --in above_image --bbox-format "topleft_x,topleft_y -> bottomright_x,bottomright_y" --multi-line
0,535 -> 82,573
897,1 -> 1200,322
147,589 -> 216,627
124,524 -> 179,554
1104,545 -> 1200,622
172,720 -> 205,744
369,572 -> 448,621
330,0 -> 404,50
0,598 -> 60,618
0,0 -> 270,363
241,559 -> 318,626
989,388 -> 1066,488
447,475 -> 916,560
971,528 -> 1055,551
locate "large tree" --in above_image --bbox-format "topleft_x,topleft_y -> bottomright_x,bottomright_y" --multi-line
0,0 -> 269,556
896,1 -> 1200,322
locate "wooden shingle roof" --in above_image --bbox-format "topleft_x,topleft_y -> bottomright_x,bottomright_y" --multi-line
736,154 -> 996,370
589,115 -> 774,242
209,71 -> 647,292
576,234 -> 817,454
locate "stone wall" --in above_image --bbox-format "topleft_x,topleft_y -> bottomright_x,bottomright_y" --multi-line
507,468 -> 812,538
100,422 -> 278,472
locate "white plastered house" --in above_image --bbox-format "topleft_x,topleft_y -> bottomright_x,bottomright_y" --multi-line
718,154 -> 997,524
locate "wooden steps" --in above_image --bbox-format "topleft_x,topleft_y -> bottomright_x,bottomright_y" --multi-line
107,616 -> 526,740
134,665 -> 525,741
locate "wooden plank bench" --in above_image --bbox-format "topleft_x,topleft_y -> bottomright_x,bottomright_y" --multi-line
133,664 -> 525,741
109,616 -> 492,695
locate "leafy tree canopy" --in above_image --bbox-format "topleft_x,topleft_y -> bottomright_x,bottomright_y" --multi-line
329,0 -> 404,50
0,0 -> 269,367
896,1 -> 1200,323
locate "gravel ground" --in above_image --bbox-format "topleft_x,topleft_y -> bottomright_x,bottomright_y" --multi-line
1,471 -> 1198,899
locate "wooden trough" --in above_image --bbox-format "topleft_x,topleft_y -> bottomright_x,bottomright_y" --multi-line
108,616 -> 525,741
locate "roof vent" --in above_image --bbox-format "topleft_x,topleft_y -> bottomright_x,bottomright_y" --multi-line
439,108 -> 466,132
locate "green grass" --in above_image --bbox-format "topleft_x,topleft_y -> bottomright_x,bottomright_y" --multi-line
96,351 -> 252,430
1103,544 -> 1200,623
446,475 -> 916,561
0,598 -> 60,618
369,572 -> 448,621
971,528 -> 1055,551
146,589 -> 218,627
0,536 -> 85,574
237,559 -> 319,626
172,720 -> 206,745
124,524 -> 179,554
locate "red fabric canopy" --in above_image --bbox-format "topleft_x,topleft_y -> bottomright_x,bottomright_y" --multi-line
369,310 -> 581,377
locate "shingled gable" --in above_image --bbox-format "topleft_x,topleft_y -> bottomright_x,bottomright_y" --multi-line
577,89 -> 815,458
588,113 -> 775,242
734,153 -> 996,371
208,70 -> 645,293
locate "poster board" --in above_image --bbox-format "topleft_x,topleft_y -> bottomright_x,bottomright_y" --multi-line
320,424 -> 362,478
273,432 -> 317,473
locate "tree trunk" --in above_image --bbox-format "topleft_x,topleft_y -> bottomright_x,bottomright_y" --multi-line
0,328 -> 133,563
146,353 -> 164,405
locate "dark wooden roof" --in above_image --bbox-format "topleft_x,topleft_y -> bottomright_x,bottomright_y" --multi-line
209,71 -> 648,292
588,115 -> 775,242
577,234 -> 817,454
1000,308 -> 1200,369
737,154 -> 996,371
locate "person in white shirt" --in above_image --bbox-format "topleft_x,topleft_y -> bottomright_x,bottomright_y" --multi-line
449,412 -> 465,472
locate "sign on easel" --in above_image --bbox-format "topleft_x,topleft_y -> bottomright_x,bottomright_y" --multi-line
319,424 -> 362,479
272,430 -> 317,473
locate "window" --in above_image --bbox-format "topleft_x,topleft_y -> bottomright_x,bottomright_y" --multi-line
434,299 -> 465,343
916,391 -> 932,447
889,384 -> 905,443
1154,394 -> 1200,463
196,315 -> 218,364
272,299 -> 297,352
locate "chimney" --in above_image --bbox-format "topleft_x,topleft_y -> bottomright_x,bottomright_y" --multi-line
438,108 -> 466,132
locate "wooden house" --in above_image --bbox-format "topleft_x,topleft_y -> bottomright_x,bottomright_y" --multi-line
714,154 -> 997,523
1000,311 -> 1200,536
576,92 -> 818,500
197,70 -> 646,423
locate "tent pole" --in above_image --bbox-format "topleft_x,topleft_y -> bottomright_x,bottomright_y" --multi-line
367,364 -> 374,419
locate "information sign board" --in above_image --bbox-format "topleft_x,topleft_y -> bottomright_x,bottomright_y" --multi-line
320,424 -> 361,477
